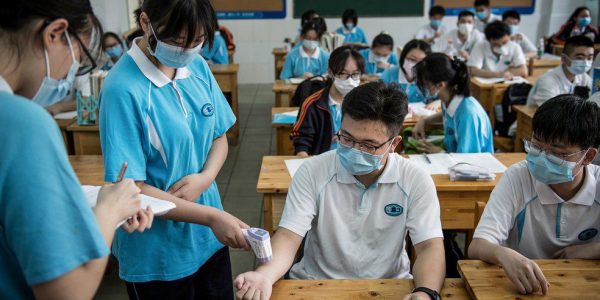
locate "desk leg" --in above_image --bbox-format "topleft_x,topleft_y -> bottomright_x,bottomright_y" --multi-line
275,93 -> 283,107
263,194 -> 274,235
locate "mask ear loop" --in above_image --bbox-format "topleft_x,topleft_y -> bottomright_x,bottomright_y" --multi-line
572,148 -> 591,178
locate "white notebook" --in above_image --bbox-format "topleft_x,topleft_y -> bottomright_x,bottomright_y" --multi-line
473,76 -> 529,85
54,111 -> 77,120
407,153 -> 507,175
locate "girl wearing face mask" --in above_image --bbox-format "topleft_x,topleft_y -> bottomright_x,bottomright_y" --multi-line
281,20 -> 330,80
549,6 -> 599,51
102,31 -> 125,68
359,32 -> 398,75
335,9 -> 368,45
99,0 -> 252,298
292,46 -> 365,157
0,1 -> 154,299
412,53 -> 493,154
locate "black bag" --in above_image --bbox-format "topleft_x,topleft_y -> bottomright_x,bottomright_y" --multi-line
495,83 -> 532,136
290,76 -> 328,107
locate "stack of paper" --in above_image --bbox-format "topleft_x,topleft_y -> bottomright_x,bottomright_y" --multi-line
272,110 -> 299,124
54,111 -> 78,120
407,102 -> 436,118
473,76 -> 529,85
407,153 -> 507,175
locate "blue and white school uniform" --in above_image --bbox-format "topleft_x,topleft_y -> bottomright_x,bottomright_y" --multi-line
380,66 -> 427,103
329,95 -> 342,150
0,77 -> 108,298
335,26 -> 368,44
99,38 -> 235,282
442,95 -> 493,153
201,31 -> 229,65
359,48 -> 398,75
280,46 -> 330,79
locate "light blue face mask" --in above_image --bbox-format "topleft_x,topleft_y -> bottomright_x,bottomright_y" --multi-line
32,32 -> 80,108
106,45 -> 123,59
345,22 -> 355,31
526,148 -> 588,184
419,83 -> 439,100
509,25 -> 519,35
148,24 -> 203,68
567,59 -> 593,75
578,17 -> 592,28
476,10 -> 488,21
337,142 -> 392,176
431,19 -> 442,29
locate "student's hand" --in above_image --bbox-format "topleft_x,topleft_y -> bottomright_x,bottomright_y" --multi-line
412,119 -> 428,140
96,179 -> 142,226
303,72 -> 314,78
553,243 -> 600,259
168,173 -> 213,202
497,247 -> 550,295
513,33 -> 523,41
458,49 -> 470,60
377,61 -> 391,69
234,271 -> 273,300
415,140 -> 443,154
296,151 -> 309,158
500,71 -> 514,81
401,291 -> 430,300
209,210 -> 251,250
426,100 -> 442,112
434,31 -> 442,38
121,206 -> 154,233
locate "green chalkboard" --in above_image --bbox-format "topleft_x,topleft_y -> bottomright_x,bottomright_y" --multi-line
293,0 -> 424,18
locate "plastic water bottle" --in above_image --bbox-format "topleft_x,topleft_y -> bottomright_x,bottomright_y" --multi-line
537,38 -> 544,59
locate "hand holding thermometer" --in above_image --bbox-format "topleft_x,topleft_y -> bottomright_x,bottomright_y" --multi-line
242,228 -> 273,263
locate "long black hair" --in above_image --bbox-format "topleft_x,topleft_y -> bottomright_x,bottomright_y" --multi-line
415,53 -> 471,98
399,39 -> 431,77
568,6 -> 590,23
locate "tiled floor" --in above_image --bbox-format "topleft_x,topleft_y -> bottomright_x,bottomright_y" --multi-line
95,83 -> 273,299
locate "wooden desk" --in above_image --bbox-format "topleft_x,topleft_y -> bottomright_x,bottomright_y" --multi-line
56,117 -> 76,155
257,153 -> 525,235
528,57 -> 560,77
210,64 -> 240,145
272,80 -> 298,107
67,123 -> 102,155
271,278 -> 469,299
513,105 -> 537,152
273,48 -> 288,80
459,259 -> 600,299
69,155 -> 105,186
553,43 -> 600,57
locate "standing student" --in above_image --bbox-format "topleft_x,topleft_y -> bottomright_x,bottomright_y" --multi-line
549,6 -> 599,50
281,20 -> 329,79
468,21 -> 527,79
292,46 -> 365,157
102,31 -> 126,67
527,36 -> 594,107
335,9 -> 368,45
434,10 -> 484,61
99,1 -> 252,299
359,32 -> 397,75
469,95 -> 600,296
413,53 -> 493,154
236,82 -> 445,300
0,1 -> 153,299
502,10 -> 537,58
474,0 -> 500,33
416,5 -> 447,45
201,23 -> 229,64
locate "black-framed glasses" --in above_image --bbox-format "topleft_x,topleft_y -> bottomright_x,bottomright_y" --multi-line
71,33 -> 97,76
336,133 -> 394,154
335,72 -> 361,81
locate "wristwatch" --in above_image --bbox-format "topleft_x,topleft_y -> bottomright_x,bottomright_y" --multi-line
412,287 -> 441,300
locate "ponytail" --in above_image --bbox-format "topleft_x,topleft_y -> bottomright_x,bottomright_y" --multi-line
415,53 -> 471,98
449,57 -> 471,97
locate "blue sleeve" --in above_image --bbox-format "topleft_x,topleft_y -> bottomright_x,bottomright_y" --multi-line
359,49 -> 370,61
335,27 -> 344,35
206,62 -> 236,139
381,66 -> 398,83
455,105 -> 493,153
389,52 -> 399,65
213,37 -> 229,65
280,53 -> 295,79
320,51 -> 330,75
99,80 -> 148,182
0,100 -> 108,285
359,28 -> 368,44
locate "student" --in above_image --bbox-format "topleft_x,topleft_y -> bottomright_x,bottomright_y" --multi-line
201,24 -> 229,64
469,95 -> 600,295
102,31 -> 126,67
359,32 -> 398,75
468,21 -> 527,79
433,10 -> 484,61
235,82 -> 445,300
281,20 -> 329,80
413,53 -> 493,154
474,0 -> 500,33
45,74 -> 91,116
527,36 -> 594,107
416,5 -> 447,45
294,9 -> 320,45
292,46 -> 365,157
502,10 -> 537,58
335,8 -> 368,45
99,1 -> 252,298
549,6 -> 599,49
0,1 -> 153,298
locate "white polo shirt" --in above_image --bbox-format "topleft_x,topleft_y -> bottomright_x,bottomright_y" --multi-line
474,161 -> 600,259
415,23 -> 448,45
433,29 -> 484,57
468,40 -> 526,72
475,13 -> 501,32
527,65 -> 592,106
513,33 -> 537,54
280,150 -> 443,279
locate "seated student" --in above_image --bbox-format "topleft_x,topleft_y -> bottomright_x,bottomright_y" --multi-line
281,20 -> 329,80
292,46 -> 365,157
102,32 -> 126,68
469,95 -> 600,296
548,6 -> 599,50
433,10 -> 484,61
474,0 -> 501,33
201,24 -> 229,64
335,8 -> 368,45
416,5 -> 447,45
235,82 -> 445,300
527,36 -> 594,107
359,33 -> 398,75
294,9 -> 320,45
413,53 -> 493,154
502,10 -> 537,58
468,21 -> 527,79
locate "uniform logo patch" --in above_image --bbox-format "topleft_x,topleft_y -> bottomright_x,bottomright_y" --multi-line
201,103 -> 214,117
578,228 -> 598,241
384,204 -> 403,217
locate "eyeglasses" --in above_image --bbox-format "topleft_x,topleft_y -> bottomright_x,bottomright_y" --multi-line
336,133 -> 394,154
523,139 -> 588,166
71,33 -> 97,76
335,72 -> 361,81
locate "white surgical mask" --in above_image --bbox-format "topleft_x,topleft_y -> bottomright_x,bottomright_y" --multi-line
493,44 -> 509,56
302,39 -> 319,50
334,77 -> 360,96
458,23 -> 474,35
568,59 -> 593,75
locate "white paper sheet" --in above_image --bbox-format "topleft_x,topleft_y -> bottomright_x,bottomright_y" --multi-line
284,158 -> 308,177
287,78 -> 305,85
408,153 -> 507,175
473,76 -> 529,85
54,111 -> 77,120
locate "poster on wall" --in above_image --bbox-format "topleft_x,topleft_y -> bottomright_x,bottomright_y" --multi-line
433,0 -> 535,16
210,0 -> 286,19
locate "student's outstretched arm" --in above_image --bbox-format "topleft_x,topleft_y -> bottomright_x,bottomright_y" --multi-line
508,64 -> 528,77
553,242 -> 600,259
406,238 -> 445,299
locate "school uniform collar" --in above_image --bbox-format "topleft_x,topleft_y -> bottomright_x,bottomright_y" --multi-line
300,46 -> 320,59
342,27 -> 357,34
534,166 -> 597,206
335,148 -> 401,185
397,67 -> 409,84
445,94 -> 464,118
0,75 -> 13,94
328,94 -> 341,107
128,37 -> 192,88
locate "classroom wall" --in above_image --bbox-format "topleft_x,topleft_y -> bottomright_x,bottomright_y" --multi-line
91,0 -> 596,84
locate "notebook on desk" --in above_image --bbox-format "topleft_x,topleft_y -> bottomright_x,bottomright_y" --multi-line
407,153 -> 507,175
473,76 -> 529,85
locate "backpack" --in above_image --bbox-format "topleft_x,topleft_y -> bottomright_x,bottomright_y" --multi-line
218,26 -> 236,51
495,83 -> 532,136
290,76 -> 328,107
